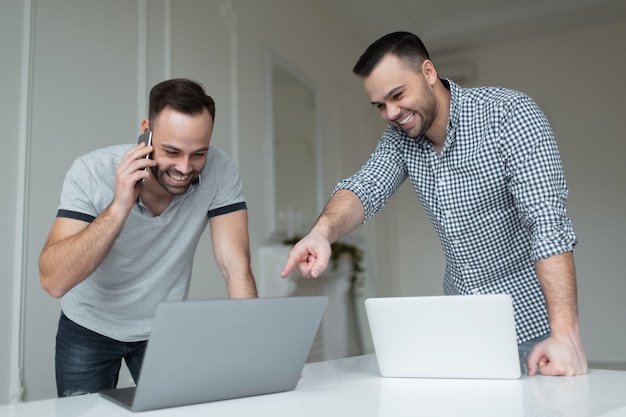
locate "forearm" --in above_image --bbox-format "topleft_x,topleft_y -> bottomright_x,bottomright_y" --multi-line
39,204 -> 128,298
218,247 -> 258,298
210,210 -> 258,298
224,265 -> 258,298
312,190 -> 365,243
527,251 -> 587,376
535,251 -> 580,337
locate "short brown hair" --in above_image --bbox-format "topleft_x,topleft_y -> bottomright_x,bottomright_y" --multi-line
353,31 -> 431,77
148,78 -> 216,127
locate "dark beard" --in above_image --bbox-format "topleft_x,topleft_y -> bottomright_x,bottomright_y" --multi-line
151,166 -> 194,195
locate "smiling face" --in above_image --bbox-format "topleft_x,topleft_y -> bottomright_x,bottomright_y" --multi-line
364,53 -> 438,139
148,106 -> 213,195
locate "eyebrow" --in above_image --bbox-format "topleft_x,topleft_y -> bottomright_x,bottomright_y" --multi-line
370,85 -> 406,106
160,144 -> 210,153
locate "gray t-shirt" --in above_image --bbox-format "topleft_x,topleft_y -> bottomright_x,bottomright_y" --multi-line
57,144 -> 246,342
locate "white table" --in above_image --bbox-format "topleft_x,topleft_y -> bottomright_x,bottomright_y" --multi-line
2,355 -> 626,416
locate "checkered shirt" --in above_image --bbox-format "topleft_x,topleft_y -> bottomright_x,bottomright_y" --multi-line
335,79 -> 577,344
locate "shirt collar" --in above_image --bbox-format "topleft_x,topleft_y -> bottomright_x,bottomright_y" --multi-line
445,78 -> 462,139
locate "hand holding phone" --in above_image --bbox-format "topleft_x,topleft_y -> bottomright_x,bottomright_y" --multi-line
137,131 -> 152,184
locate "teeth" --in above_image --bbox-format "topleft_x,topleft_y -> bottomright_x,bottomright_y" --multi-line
399,113 -> 414,125
169,173 -> 189,181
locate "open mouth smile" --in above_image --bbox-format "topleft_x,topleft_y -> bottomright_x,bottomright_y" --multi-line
398,112 -> 415,125
167,171 -> 190,183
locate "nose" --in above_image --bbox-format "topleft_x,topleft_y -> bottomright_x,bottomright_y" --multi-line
175,155 -> 192,174
384,103 -> 402,121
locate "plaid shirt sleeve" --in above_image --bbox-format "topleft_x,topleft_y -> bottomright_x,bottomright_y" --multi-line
500,95 -> 578,262
333,128 -> 409,223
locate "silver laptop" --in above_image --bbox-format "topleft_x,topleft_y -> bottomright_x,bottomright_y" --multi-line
99,296 -> 328,412
364,294 -> 521,379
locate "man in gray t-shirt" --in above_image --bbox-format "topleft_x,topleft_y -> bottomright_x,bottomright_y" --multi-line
39,78 -> 258,397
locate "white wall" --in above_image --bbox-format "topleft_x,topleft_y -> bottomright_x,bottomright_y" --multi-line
1,0 -> 625,405
1,0 -> 26,405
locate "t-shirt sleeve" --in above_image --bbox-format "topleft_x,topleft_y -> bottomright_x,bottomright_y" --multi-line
207,148 -> 247,218
56,157 -> 100,222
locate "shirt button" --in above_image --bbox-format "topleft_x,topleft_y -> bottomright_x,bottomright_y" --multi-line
453,239 -> 460,245
471,288 -> 480,294
445,210 -> 452,217
438,180 -> 446,186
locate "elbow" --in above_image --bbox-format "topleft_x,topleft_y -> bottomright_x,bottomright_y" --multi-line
40,274 -> 66,299
39,259 -> 67,299
49,290 -> 66,299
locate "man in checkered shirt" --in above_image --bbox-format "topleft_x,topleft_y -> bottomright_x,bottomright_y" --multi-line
281,31 -> 587,376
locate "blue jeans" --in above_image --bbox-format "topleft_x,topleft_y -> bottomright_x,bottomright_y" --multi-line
518,332 -> 550,375
55,312 -> 147,397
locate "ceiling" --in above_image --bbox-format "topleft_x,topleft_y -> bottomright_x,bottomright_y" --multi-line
322,0 -> 626,55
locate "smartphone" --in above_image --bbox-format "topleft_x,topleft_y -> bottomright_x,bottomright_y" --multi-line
137,131 -> 152,183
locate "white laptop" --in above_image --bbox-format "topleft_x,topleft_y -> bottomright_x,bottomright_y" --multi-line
99,296 -> 328,412
364,294 -> 521,379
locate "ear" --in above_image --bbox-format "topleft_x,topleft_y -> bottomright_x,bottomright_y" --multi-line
140,118 -> 150,133
421,59 -> 439,85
